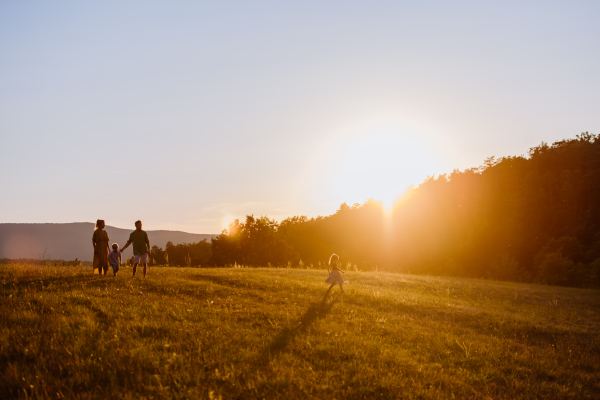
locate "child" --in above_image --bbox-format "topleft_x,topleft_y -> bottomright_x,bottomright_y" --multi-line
325,253 -> 345,293
108,243 -> 122,277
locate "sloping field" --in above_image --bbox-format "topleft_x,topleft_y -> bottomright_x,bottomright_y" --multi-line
1,265 -> 599,399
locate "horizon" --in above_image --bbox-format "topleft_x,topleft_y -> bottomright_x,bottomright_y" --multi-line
1,1 -> 599,233
0,221 -> 218,235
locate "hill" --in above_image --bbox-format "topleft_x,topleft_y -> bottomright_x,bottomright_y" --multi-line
1,264 -> 598,399
0,223 -> 216,261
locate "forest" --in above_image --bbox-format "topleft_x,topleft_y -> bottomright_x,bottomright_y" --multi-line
151,133 -> 600,288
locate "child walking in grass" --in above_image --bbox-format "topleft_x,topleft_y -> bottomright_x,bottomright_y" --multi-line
108,243 -> 122,277
325,253 -> 345,293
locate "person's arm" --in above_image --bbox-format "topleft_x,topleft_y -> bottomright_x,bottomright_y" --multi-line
120,241 -> 131,252
92,232 -> 98,254
145,232 -> 150,255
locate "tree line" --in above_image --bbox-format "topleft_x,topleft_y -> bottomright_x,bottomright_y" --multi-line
145,240 -> 212,267
206,132 -> 600,288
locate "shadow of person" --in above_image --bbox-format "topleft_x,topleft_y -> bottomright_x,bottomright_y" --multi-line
259,289 -> 340,362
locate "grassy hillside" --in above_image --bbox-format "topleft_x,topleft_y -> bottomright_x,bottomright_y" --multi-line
1,265 -> 599,399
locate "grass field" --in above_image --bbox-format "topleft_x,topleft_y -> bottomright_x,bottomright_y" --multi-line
1,264 -> 599,399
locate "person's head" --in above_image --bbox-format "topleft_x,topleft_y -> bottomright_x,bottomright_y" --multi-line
112,243 -> 119,251
95,219 -> 105,230
329,253 -> 339,266
135,220 -> 142,230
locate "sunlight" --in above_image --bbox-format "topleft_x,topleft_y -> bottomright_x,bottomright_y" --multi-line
332,129 -> 440,211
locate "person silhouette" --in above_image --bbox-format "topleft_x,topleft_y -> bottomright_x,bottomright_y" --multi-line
120,220 -> 151,279
325,253 -> 345,293
92,219 -> 110,275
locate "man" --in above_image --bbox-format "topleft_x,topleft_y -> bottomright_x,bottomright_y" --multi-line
120,220 -> 150,279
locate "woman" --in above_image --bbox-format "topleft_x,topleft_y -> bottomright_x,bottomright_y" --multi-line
92,219 -> 110,275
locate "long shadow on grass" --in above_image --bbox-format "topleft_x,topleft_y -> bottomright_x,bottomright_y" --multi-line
259,287 -> 340,363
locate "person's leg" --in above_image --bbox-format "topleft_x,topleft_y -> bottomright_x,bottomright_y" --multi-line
140,253 -> 148,278
340,284 -> 345,293
133,253 -> 141,278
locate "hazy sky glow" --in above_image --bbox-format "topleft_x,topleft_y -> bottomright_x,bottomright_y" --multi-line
1,1 -> 599,233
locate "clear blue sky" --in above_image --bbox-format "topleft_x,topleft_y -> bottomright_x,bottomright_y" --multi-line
1,1 -> 598,233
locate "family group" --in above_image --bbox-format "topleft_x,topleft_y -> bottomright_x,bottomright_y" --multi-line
90,219 -> 347,291
91,219 -> 150,279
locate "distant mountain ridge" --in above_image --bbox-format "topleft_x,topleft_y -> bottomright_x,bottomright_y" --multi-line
0,223 -> 217,261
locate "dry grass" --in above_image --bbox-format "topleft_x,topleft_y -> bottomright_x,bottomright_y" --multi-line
1,264 -> 599,399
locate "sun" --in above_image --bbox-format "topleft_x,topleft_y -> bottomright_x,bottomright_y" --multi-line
331,129 -> 440,211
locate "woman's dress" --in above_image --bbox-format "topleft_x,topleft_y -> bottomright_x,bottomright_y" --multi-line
92,229 -> 110,273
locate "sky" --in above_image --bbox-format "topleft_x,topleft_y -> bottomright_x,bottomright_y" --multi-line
1,1 -> 599,233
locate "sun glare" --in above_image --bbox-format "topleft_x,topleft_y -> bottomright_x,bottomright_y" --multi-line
332,129 -> 440,211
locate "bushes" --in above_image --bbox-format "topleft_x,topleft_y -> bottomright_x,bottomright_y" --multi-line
490,253 -> 521,281
535,251 -> 575,285
149,240 -> 211,267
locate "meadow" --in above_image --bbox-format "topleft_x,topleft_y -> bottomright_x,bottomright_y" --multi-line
1,264 -> 599,399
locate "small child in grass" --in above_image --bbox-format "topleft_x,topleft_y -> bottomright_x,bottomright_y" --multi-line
325,253 -> 345,293
108,243 -> 122,277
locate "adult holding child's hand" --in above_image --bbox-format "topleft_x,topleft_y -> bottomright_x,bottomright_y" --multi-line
92,219 -> 110,275
120,220 -> 151,279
